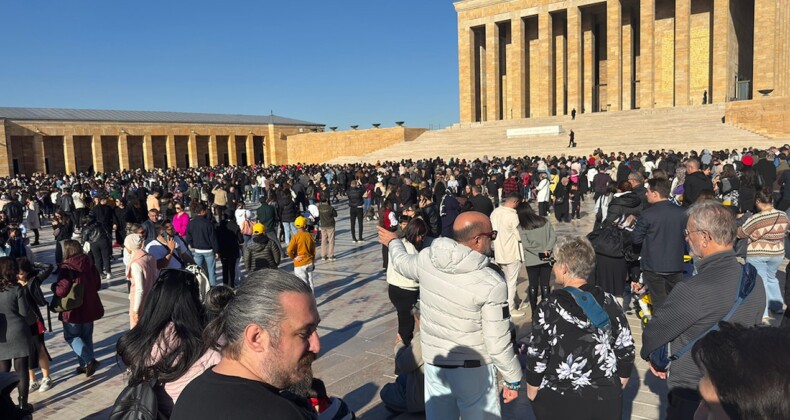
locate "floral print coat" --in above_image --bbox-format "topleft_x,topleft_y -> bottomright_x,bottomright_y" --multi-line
525,284 -> 635,398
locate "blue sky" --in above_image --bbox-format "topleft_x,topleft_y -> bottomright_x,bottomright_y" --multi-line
1,1 -> 459,129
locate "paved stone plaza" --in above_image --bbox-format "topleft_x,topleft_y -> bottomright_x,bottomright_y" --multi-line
22,196 -> 780,419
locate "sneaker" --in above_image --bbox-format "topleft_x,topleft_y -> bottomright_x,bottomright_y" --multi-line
38,377 -> 52,392
85,359 -> 100,377
29,380 -> 40,392
329,256 -> 336,261
75,366 -> 86,375
511,308 -> 528,318
105,272 -> 112,280
322,257 -> 328,261
352,240 -> 358,244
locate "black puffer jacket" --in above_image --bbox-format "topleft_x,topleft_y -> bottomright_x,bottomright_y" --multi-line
604,192 -> 642,225
243,235 -> 281,271
347,186 -> 364,208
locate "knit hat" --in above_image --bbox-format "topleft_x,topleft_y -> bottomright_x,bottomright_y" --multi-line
253,223 -> 265,234
124,233 -> 143,251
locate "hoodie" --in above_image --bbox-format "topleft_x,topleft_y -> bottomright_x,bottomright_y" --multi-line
54,253 -> 104,324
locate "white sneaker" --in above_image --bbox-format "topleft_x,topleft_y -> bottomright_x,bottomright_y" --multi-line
105,272 -> 112,280
29,380 -> 40,392
39,377 -> 53,392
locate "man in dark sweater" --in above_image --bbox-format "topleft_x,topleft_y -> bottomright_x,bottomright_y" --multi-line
468,185 -> 494,217
641,201 -> 765,420
186,203 -> 220,287
682,159 -> 713,207
631,178 -> 687,311
346,180 -> 365,243
754,150 -> 777,191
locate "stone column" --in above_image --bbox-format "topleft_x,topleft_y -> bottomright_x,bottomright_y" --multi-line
64,131 -> 77,175
0,123 -> 11,177
510,17 -> 526,119
246,133 -> 255,166
208,134 -> 219,166
583,14 -> 594,113
485,21 -> 501,121
188,132 -> 198,167
567,6 -> 583,115
118,133 -> 130,171
753,0 -> 777,97
711,0 -> 730,104
165,134 -> 177,168
143,133 -> 155,170
640,0 -> 655,109
228,134 -> 238,166
32,134 -> 46,174
91,134 -> 105,174
607,0 -> 623,111
675,0 -> 691,106
459,26 -> 476,123
538,11 -> 554,117
622,6 -> 634,110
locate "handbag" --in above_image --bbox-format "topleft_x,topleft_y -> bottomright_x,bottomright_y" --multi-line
240,219 -> 254,236
49,271 -> 84,313
649,263 -> 757,372
587,223 -> 625,258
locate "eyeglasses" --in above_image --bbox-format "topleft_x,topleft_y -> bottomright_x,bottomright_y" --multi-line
476,230 -> 498,241
684,229 -> 707,238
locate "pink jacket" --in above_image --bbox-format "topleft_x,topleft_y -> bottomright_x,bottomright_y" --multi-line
172,213 -> 190,238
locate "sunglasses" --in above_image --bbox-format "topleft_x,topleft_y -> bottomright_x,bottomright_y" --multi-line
477,230 -> 498,240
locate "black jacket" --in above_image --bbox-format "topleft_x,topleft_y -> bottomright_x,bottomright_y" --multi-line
682,171 -> 713,207
243,235 -> 281,271
216,219 -> 242,259
186,215 -> 219,253
419,203 -> 441,238
631,201 -> 687,273
347,186 -> 364,208
604,192 -> 642,225
754,159 -> 777,189
468,195 -> 493,217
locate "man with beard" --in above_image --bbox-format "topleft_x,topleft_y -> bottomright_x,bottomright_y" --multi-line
172,270 -> 319,420
379,211 -> 521,418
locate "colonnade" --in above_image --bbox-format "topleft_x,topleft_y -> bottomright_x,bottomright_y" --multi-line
456,0 -> 788,123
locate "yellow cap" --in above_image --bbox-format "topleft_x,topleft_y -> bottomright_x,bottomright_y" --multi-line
253,223 -> 265,234
294,216 -> 308,229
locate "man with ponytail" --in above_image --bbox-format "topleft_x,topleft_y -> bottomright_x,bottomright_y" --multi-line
172,269 -> 319,420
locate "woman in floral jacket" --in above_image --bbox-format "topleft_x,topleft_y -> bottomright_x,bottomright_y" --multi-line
525,236 -> 635,419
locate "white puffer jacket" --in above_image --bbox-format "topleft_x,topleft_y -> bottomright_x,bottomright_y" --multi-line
388,238 -> 522,383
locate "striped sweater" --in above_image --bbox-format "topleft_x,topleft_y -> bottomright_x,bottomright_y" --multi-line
738,209 -> 789,257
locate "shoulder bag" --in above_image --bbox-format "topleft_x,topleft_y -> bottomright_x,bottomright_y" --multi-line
49,270 -> 84,313
564,287 -> 611,332
649,262 -> 757,372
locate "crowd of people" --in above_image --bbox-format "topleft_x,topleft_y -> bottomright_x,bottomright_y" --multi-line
0,144 -> 788,418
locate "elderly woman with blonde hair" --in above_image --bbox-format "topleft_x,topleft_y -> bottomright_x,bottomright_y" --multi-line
525,236 -> 635,419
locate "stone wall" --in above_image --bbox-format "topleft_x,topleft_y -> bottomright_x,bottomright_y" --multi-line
725,97 -> 790,138
286,127 -> 428,164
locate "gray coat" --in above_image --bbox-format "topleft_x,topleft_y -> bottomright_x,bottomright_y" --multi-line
0,284 -> 35,359
518,222 -> 557,267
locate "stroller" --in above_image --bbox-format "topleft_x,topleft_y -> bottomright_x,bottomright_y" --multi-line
632,282 -> 653,330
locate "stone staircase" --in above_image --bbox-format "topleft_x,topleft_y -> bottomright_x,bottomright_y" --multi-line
328,105 -> 775,164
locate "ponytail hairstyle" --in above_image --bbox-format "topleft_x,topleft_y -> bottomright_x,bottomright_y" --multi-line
203,269 -> 312,359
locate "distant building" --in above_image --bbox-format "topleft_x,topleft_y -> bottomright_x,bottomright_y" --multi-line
454,0 -> 789,122
0,107 -> 324,176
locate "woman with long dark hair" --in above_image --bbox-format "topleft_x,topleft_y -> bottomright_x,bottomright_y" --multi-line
386,218 -> 427,347
16,258 -> 54,394
116,269 -> 221,416
516,202 -> 556,318
0,257 -> 34,413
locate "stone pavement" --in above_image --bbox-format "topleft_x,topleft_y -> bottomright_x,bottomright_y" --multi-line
21,196 -> 770,419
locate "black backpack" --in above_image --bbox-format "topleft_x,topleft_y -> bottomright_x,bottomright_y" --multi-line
110,379 -> 165,420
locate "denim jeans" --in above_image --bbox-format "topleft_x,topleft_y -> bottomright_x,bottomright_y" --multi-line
363,197 -> 372,213
252,186 -> 260,202
747,255 -> 784,316
282,222 -> 297,246
193,251 -> 218,287
62,322 -> 95,368
424,363 -> 499,419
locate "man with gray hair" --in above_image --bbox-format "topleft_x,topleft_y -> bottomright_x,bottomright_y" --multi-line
172,270 -> 319,420
641,200 -> 765,420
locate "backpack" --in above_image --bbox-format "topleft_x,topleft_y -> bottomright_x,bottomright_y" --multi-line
109,379 -> 164,420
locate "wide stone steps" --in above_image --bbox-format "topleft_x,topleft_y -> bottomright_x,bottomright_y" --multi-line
329,105 -> 772,164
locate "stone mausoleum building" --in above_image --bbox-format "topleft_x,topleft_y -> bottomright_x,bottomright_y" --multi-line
0,107 -> 324,177
455,0 -> 790,122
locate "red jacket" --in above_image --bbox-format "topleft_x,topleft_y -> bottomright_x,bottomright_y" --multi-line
55,254 -> 104,324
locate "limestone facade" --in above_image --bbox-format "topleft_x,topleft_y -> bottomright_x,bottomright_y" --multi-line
0,109 -> 324,177
287,127 -> 428,165
725,97 -> 790,139
455,0 -> 790,123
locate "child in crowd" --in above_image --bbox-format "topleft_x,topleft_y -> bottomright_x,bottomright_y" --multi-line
287,216 -> 316,291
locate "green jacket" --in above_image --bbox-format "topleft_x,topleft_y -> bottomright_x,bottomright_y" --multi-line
256,203 -> 277,232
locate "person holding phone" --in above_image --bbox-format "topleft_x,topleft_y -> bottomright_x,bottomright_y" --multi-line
145,221 -> 182,270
